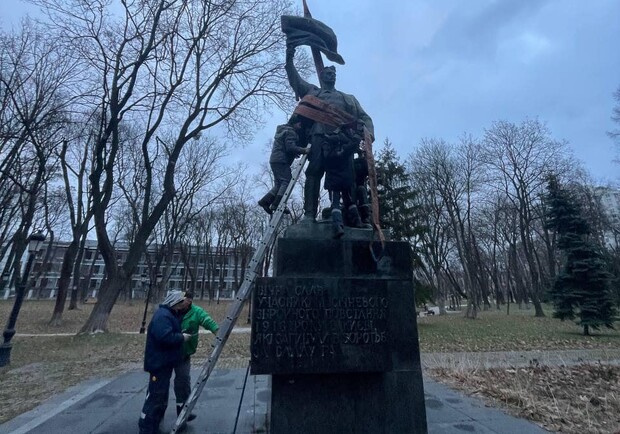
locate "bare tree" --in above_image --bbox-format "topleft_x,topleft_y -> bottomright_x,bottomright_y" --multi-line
30,0 -> 293,332
0,20 -> 75,293
409,150 -> 454,313
151,138 -> 235,300
482,119 -> 572,317
412,137 -> 485,318
49,127 -> 96,324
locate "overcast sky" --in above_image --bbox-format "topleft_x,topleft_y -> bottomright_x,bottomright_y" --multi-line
3,0 -> 619,185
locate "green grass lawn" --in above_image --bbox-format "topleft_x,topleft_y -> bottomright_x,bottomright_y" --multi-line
417,305 -> 620,353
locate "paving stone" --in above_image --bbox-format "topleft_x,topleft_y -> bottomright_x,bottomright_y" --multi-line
1,368 -> 550,434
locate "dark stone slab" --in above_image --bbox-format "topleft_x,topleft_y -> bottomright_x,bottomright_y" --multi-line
274,237 -> 412,279
271,370 -> 426,434
260,234 -> 428,433
283,220 -> 384,241
250,277 -> 391,375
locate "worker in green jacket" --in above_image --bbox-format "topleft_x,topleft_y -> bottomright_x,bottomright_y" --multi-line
173,291 -> 219,424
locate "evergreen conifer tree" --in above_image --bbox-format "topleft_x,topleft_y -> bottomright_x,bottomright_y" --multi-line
375,141 -> 424,242
545,176 -> 617,335
375,140 -> 431,303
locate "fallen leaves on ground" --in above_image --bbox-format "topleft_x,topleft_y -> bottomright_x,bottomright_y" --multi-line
430,364 -> 620,434
0,298 -> 245,334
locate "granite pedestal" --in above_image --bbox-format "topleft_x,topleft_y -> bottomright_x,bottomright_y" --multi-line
250,223 -> 428,433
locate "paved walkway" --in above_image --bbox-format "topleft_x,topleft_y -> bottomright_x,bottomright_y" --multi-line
0,365 -> 548,434
421,348 -> 620,369
4,340 -> 618,433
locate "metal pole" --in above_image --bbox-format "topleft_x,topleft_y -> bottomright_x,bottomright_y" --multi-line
1,273 -> 9,300
139,277 -> 151,334
0,248 -> 37,367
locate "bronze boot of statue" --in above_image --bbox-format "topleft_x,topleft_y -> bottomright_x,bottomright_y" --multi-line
358,204 -> 373,229
346,205 -> 366,229
332,208 -> 345,239
300,176 -> 320,223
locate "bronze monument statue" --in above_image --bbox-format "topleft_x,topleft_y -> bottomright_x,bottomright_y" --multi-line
253,6 -> 427,434
281,12 -> 375,237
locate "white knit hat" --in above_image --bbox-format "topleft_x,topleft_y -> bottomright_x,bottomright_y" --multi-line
163,290 -> 185,307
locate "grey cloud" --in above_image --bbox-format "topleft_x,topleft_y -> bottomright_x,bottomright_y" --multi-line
421,0 -> 550,62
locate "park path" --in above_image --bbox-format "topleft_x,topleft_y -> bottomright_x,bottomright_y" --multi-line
210,348 -> 620,370
421,348 -> 620,369
16,328 -> 620,370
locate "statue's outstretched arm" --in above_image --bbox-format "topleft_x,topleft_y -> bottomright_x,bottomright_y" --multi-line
285,46 -> 313,99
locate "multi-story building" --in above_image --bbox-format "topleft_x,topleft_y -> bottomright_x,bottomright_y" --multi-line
3,240 -> 252,301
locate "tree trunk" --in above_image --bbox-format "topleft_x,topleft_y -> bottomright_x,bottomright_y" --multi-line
529,285 -> 545,317
49,238 -> 79,325
200,251 -> 207,300
35,233 -> 55,299
520,227 -> 546,318
465,301 -> 478,319
82,247 -> 99,302
68,236 -> 87,310
78,274 -> 125,333
583,324 -> 590,336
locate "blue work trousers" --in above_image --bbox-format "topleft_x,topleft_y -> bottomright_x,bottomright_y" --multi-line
138,366 -> 173,434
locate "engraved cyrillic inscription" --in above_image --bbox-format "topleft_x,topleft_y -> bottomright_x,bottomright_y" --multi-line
251,278 -> 391,374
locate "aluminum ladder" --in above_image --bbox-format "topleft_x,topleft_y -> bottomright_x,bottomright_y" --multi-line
171,149 -> 308,433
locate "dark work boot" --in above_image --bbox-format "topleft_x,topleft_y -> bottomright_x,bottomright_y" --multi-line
258,192 -> 275,215
358,204 -> 373,229
270,195 -> 291,215
332,208 -> 345,239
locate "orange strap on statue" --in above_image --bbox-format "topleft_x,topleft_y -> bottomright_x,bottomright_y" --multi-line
293,95 -> 357,129
293,95 -> 384,248
362,127 -> 385,247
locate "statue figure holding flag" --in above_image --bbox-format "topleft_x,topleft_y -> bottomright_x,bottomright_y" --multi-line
281,10 -> 375,236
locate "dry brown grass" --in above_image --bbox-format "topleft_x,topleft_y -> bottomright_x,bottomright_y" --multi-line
2,300 -> 620,432
431,364 -> 620,434
1,298 -> 249,334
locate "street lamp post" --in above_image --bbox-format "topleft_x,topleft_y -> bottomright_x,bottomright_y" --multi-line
1,272 -> 9,300
0,231 -> 45,367
139,273 -> 162,334
139,274 -> 149,334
